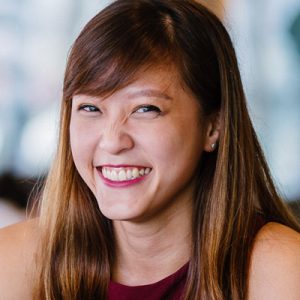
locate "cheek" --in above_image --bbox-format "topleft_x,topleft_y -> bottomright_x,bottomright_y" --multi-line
69,120 -> 98,181
141,121 -> 203,164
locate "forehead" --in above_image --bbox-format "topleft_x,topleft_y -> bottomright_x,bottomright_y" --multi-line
123,65 -> 182,94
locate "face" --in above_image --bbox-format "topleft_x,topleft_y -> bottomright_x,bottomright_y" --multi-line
70,66 -> 214,223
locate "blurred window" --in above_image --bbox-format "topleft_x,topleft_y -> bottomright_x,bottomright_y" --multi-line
227,0 -> 300,201
0,0 -> 112,177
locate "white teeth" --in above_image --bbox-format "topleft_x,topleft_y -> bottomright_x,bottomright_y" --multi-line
118,170 -> 127,181
111,170 -> 117,181
126,169 -> 132,180
132,168 -> 139,179
101,167 -> 151,182
103,168 -> 107,177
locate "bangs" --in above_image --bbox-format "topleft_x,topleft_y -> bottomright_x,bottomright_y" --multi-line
63,1 -> 180,101
73,48 -> 175,99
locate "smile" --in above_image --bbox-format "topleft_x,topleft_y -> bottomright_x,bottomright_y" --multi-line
99,166 -> 152,182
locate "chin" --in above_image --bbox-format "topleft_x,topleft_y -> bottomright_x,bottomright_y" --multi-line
98,203 -> 141,221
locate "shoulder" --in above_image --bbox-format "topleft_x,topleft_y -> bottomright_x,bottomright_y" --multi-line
0,219 -> 39,299
248,222 -> 300,300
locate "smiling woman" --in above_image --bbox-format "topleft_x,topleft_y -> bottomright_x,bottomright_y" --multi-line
70,66 -> 207,223
0,1 -> 300,300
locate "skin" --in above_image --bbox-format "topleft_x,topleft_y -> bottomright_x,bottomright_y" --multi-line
248,222 -> 300,300
70,65 -> 217,284
0,219 -> 38,300
70,66 -> 215,223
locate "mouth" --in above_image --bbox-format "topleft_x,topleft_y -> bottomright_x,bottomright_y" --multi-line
97,165 -> 152,184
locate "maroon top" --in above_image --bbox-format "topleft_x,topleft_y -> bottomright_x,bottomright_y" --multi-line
108,263 -> 189,300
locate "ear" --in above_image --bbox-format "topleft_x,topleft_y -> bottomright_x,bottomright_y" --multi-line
203,113 -> 221,152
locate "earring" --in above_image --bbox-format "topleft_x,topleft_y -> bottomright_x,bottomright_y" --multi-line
211,143 -> 216,150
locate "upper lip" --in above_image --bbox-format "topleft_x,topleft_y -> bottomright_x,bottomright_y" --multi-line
97,164 -> 151,169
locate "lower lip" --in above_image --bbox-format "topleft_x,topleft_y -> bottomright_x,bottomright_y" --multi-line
97,169 -> 149,188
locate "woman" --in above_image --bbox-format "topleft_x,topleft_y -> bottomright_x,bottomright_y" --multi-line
0,1 -> 300,299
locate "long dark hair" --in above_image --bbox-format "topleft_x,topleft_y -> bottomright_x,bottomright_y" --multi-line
34,1 -> 300,299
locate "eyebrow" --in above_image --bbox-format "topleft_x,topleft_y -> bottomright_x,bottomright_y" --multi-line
128,89 -> 173,101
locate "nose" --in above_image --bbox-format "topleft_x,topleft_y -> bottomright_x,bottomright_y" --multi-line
98,122 -> 134,155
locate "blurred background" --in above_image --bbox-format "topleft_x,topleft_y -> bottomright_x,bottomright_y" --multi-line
0,0 -> 300,228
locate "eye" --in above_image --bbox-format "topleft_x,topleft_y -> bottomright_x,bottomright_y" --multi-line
134,105 -> 161,114
78,104 -> 101,113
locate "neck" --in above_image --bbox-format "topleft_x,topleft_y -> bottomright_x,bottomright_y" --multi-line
112,201 -> 192,286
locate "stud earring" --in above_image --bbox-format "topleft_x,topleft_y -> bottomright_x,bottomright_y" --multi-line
211,143 -> 216,150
